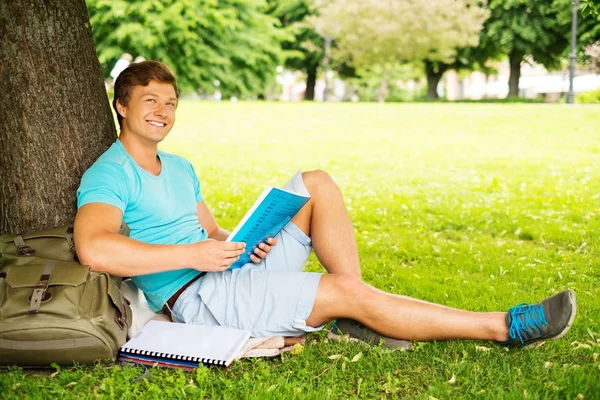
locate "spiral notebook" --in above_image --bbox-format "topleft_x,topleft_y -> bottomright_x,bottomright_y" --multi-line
119,320 -> 251,368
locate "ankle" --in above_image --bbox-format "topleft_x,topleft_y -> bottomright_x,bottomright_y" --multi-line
491,312 -> 509,342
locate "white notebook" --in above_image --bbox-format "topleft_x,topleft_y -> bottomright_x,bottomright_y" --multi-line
119,320 -> 251,367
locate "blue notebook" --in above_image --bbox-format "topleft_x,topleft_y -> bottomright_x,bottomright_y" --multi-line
227,180 -> 310,270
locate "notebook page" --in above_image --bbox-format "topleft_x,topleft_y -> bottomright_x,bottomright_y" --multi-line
121,320 -> 251,366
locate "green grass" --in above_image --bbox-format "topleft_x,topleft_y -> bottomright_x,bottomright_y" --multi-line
2,102 -> 600,399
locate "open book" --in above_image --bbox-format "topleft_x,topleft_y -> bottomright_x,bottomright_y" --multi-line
119,320 -> 251,368
226,172 -> 311,270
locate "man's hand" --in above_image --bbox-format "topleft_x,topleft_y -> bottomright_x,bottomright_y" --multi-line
249,237 -> 277,264
190,240 -> 246,272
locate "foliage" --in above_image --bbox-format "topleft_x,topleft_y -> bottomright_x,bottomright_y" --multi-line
582,0 -> 600,16
2,102 -> 600,398
86,0 -> 286,96
314,0 -> 488,68
313,0 -> 488,101
578,8 -> 600,70
347,63 -> 424,102
268,0 -> 323,76
268,0 -> 356,100
576,88 -> 600,102
482,0 -> 573,69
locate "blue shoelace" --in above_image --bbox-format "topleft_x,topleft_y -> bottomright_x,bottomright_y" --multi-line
507,303 -> 548,344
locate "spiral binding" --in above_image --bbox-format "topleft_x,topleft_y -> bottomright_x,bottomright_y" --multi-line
122,347 -> 226,366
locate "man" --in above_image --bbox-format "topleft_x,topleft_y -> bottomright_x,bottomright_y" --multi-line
75,61 -> 576,350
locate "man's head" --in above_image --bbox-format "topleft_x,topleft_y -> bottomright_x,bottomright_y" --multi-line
113,60 -> 179,129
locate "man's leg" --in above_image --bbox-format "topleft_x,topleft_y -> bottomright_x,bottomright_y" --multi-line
290,170 -> 411,348
306,274 -> 509,341
291,170 -> 362,279
306,274 -> 576,345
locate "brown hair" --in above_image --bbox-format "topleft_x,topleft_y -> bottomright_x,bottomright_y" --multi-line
113,60 -> 179,128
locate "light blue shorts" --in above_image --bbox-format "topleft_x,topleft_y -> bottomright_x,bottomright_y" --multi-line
172,172 -> 324,337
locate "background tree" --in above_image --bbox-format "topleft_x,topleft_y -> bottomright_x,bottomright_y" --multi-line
0,0 -> 115,235
422,35 -> 501,100
482,0 -> 572,97
582,0 -> 600,16
422,0 -> 600,100
578,4 -> 600,71
314,0 -> 488,101
269,0 -> 323,100
87,0 -> 285,97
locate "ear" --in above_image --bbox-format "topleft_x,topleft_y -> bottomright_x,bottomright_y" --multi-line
116,99 -> 127,119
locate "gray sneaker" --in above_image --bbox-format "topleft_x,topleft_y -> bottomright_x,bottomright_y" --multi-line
328,319 -> 413,350
502,289 -> 577,347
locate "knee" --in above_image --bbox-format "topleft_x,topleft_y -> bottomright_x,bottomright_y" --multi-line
302,169 -> 338,195
310,274 -> 370,324
324,273 -> 366,302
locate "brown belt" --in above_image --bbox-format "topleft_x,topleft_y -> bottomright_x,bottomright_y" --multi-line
165,272 -> 206,311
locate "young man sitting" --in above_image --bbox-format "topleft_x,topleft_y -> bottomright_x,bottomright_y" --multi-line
74,61 -> 576,350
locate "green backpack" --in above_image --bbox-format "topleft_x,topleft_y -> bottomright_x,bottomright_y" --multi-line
0,225 -> 132,366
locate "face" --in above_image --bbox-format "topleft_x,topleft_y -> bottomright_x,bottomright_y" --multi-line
117,80 -> 178,145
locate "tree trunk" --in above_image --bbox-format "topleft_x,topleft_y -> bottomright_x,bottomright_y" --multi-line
377,68 -> 390,103
0,0 -> 116,235
304,63 -> 317,101
425,60 -> 448,100
508,50 -> 522,98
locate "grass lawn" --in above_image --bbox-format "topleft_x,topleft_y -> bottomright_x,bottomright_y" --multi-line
2,102 -> 599,399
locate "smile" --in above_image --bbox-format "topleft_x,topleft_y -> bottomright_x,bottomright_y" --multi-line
147,120 -> 166,127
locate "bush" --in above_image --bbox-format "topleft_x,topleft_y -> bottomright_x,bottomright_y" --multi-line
576,89 -> 600,104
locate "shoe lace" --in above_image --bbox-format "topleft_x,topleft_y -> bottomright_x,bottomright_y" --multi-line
508,303 -> 548,344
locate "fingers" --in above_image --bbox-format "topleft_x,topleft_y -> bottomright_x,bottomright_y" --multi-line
209,241 -> 246,271
200,240 -> 277,270
226,241 -> 246,251
220,241 -> 245,255
223,243 -> 245,265
250,241 -> 274,264
250,248 -> 266,264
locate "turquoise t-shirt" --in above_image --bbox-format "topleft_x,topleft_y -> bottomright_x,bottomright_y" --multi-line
77,140 -> 208,311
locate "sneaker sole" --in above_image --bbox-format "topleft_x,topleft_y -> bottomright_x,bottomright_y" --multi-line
524,288 -> 577,349
327,331 -> 363,344
327,331 -> 413,350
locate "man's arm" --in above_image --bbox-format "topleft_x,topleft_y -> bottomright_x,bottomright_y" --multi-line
196,201 -> 230,241
196,200 -> 276,263
74,202 -> 245,276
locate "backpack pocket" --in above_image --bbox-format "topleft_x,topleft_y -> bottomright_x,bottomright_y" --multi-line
0,261 -> 89,320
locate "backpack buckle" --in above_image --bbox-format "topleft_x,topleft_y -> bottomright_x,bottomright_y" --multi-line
28,263 -> 54,314
17,245 -> 36,256
114,304 -> 128,330
14,236 -> 36,256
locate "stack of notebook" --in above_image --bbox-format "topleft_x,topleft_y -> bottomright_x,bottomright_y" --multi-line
119,320 -> 251,370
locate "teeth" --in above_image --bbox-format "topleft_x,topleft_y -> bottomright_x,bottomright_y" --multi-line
148,121 -> 165,127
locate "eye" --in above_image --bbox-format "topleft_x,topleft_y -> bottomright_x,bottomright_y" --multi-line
146,98 -> 156,103
167,102 -> 177,107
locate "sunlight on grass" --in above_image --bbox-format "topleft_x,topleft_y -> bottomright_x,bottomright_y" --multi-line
3,103 -> 599,399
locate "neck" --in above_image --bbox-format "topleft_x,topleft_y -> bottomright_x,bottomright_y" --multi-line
119,130 -> 161,175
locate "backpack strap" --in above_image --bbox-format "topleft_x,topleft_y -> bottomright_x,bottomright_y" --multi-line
13,235 -> 36,256
65,226 -> 77,256
28,263 -> 54,314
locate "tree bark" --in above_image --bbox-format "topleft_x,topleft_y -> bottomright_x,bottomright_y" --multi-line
425,60 -> 448,100
0,0 -> 116,235
304,63 -> 317,101
508,50 -> 523,98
